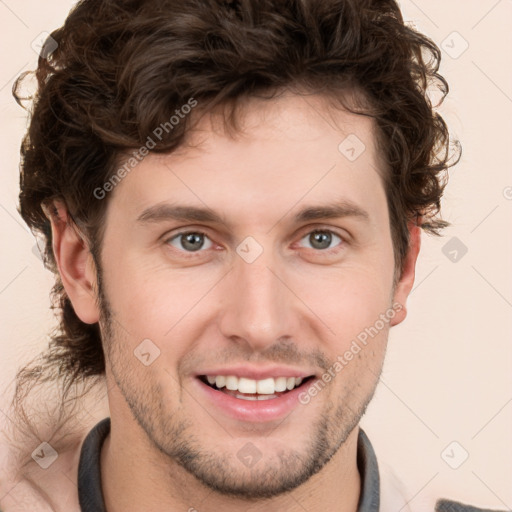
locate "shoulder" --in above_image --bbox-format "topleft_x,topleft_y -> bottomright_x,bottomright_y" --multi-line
0,434 -> 83,512
0,411 -> 101,512
377,460 -> 507,512
435,499 -> 509,512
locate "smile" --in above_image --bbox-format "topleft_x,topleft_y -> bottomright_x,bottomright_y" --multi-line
199,375 -> 313,400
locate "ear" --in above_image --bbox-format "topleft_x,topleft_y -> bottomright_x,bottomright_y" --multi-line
389,220 -> 421,327
47,201 -> 100,324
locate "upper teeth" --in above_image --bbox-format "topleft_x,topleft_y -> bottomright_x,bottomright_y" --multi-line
206,375 -> 303,394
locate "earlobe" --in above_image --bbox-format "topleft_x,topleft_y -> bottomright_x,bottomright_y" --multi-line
389,221 -> 421,327
47,201 -> 100,324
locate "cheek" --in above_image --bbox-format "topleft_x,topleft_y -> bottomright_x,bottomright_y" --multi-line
101,254 -> 221,347
314,272 -> 393,393
292,261 -> 395,343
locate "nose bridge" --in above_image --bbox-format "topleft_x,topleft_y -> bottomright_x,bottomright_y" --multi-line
219,246 -> 295,349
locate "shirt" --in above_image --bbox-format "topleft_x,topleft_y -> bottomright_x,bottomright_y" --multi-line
77,418 -> 505,512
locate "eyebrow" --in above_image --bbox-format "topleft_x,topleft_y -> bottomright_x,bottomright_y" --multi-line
136,200 -> 370,227
137,204 -> 225,225
293,202 -> 369,223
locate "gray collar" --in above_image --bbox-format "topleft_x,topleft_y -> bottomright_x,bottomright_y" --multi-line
356,428 -> 380,512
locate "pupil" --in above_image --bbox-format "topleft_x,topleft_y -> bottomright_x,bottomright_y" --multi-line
183,233 -> 204,251
310,231 -> 331,250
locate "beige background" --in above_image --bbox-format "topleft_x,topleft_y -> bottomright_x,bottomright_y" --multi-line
0,0 -> 510,509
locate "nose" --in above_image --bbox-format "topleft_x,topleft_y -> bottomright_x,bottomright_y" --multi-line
218,249 -> 300,352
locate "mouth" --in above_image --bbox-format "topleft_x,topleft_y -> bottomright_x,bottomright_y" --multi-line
198,374 -> 315,401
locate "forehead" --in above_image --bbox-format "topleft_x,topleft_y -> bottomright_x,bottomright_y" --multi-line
175,90 -> 382,174
108,92 -> 387,229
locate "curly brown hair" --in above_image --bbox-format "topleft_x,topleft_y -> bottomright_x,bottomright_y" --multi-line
12,0 -> 460,415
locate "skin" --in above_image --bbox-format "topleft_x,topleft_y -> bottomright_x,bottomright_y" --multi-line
50,91 -> 420,512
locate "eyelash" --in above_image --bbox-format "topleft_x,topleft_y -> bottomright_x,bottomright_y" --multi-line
164,227 -> 346,257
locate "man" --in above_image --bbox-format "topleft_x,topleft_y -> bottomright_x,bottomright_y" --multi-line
2,0 -> 503,510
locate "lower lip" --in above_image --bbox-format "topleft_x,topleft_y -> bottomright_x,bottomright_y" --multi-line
193,378 -> 314,423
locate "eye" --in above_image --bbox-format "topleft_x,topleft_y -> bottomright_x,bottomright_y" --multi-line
167,231 -> 213,252
298,230 -> 343,251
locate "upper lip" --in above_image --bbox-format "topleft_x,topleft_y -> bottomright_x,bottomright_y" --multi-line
195,365 -> 315,380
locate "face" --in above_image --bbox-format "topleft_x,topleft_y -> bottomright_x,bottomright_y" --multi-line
93,92 -> 411,498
